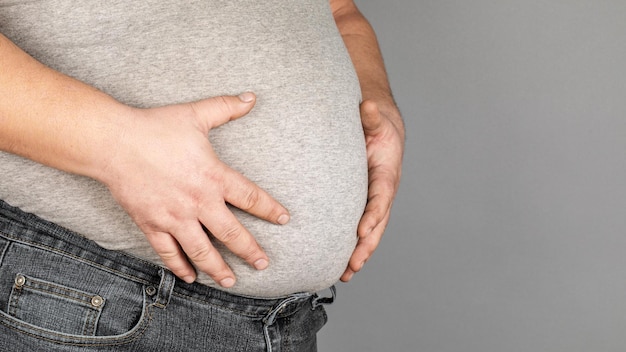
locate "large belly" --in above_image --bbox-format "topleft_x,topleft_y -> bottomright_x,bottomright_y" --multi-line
0,0 -> 367,297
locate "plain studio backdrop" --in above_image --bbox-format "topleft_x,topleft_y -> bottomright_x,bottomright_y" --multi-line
319,1 -> 626,351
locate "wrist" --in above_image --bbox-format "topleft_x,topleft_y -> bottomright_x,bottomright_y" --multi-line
87,103 -> 140,187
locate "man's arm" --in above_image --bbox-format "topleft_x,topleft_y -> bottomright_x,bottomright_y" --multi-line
330,0 -> 406,281
0,33 -> 289,287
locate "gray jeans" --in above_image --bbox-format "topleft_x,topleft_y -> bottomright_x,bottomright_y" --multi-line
0,200 -> 332,352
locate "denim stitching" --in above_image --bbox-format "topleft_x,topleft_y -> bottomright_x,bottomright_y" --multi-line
0,239 -> 9,265
17,275 -> 103,307
154,269 -> 175,309
82,309 -> 98,336
283,315 -> 292,352
8,285 -> 21,318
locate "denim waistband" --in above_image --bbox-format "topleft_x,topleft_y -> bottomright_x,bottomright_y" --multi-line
0,200 -> 334,320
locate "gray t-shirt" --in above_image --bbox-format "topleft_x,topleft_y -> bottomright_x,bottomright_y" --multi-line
0,0 -> 367,297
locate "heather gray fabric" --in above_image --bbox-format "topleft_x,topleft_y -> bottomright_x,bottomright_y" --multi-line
0,0 -> 367,297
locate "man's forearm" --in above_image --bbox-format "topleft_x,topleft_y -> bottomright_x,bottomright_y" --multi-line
332,1 -> 405,136
0,33 -> 132,181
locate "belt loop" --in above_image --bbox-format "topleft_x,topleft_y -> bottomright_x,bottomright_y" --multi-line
311,285 -> 336,310
154,268 -> 175,309
262,292 -> 312,352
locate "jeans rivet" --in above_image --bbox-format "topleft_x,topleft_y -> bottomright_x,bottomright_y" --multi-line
91,295 -> 104,307
146,286 -> 157,296
14,274 -> 26,288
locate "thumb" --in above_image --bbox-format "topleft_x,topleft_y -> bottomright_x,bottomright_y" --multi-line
360,99 -> 383,135
191,92 -> 257,131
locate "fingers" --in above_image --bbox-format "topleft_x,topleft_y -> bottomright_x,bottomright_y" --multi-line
341,208 -> 391,283
341,184 -> 393,283
165,167 -> 288,287
192,168 -> 290,284
201,201 -> 270,263
189,93 -> 257,132
341,196 -> 392,281
342,99 -> 403,282
145,230 -> 199,284
222,168 -> 290,225
148,221 -> 240,288
360,164 -> 397,232
174,220 -> 242,288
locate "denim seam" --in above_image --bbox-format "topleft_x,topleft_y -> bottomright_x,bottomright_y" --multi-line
0,304 -> 155,347
0,240 -> 9,266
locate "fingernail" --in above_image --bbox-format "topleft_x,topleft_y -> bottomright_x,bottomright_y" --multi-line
238,92 -> 255,103
277,214 -> 290,225
345,272 -> 354,281
183,276 -> 195,284
254,258 -> 269,270
220,277 -> 236,288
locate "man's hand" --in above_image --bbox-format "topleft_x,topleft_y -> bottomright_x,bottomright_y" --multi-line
102,93 -> 290,287
341,99 -> 404,282
330,0 -> 405,281
0,35 -> 289,288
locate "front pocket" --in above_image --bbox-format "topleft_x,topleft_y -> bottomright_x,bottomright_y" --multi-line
8,273 -> 105,336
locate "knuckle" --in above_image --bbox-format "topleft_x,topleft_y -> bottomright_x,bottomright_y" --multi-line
186,243 -> 216,262
157,248 -> 181,261
239,244 -> 261,262
216,226 -> 243,245
146,232 -> 178,256
188,101 -> 201,117
214,96 -> 231,115
240,188 -> 260,210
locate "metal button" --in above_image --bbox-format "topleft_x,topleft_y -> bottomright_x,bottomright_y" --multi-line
91,295 -> 104,308
145,286 -> 157,296
14,274 -> 26,288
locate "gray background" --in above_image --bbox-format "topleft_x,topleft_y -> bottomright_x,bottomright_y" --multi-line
319,1 -> 626,351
